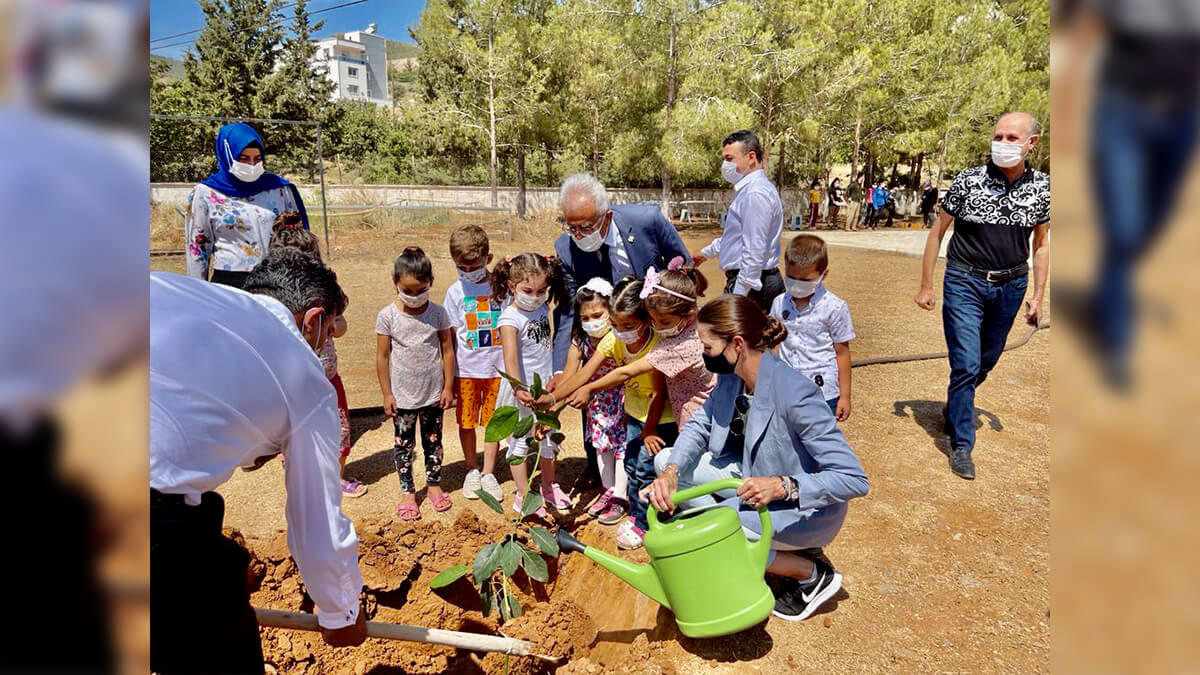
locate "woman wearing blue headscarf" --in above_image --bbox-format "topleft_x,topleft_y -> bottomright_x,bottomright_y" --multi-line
184,123 -> 310,288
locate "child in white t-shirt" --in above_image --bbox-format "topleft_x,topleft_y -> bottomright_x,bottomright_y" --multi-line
771,234 -> 855,421
492,253 -> 571,518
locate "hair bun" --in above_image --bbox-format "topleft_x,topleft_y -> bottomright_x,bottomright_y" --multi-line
760,315 -> 788,350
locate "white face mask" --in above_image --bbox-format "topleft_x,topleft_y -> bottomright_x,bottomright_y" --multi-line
581,317 -> 610,338
572,225 -> 605,253
514,290 -> 548,312
721,160 -> 745,185
613,326 -> 643,345
654,319 -> 686,339
458,266 -> 488,284
398,289 -> 430,308
785,277 -> 821,299
990,140 -> 1026,168
230,159 -> 265,183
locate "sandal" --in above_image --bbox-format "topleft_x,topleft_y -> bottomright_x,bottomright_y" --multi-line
429,491 -> 453,513
395,501 -> 421,521
341,478 -> 368,498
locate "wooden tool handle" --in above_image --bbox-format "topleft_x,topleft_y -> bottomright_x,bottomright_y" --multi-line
253,607 -> 550,660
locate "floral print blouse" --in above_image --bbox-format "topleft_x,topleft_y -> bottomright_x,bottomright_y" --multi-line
184,183 -> 300,278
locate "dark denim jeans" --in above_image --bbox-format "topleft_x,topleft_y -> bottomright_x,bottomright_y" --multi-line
1091,89 -> 1199,358
942,266 -> 1028,452
624,416 -> 679,532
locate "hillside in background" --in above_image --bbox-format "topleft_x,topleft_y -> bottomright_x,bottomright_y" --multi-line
386,39 -> 419,60
151,54 -> 185,81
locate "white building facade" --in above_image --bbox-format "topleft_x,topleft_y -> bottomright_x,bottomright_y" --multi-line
312,24 -> 390,108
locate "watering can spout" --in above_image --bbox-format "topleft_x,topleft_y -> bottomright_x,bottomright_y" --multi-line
554,528 -> 669,609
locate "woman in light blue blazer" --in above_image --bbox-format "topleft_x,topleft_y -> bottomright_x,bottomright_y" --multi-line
644,294 -> 868,622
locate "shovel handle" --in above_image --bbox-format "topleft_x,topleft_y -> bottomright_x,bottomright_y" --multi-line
253,607 -> 551,660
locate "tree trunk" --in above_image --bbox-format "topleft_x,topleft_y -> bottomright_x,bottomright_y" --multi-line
516,144 -> 526,218
913,152 -> 925,189
851,103 -> 862,183
592,107 -> 600,176
487,30 -> 499,209
888,160 -> 899,186
775,138 -> 786,186
660,17 -> 677,218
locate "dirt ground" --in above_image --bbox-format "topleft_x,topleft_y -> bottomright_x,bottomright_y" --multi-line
151,217 -> 1050,673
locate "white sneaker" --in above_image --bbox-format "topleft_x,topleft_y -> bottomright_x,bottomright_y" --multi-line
615,519 -> 644,550
462,469 -> 482,499
480,472 -> 504,502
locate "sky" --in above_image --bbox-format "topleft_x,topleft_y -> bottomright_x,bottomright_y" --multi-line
150,0 -> 425,60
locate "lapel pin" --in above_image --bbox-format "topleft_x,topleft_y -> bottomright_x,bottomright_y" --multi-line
627,235 -> 635,243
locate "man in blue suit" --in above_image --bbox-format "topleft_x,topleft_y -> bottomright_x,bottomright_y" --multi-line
551,173 -> 690,486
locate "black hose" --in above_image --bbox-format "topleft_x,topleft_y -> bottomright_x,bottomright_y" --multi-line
850,321 -> 1049,368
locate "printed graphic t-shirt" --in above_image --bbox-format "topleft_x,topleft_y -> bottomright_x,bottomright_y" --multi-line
443,279 -> 505,378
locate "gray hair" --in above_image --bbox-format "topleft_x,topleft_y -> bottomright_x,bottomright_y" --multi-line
998,111 -> 1042,138
560,172 -> 610,215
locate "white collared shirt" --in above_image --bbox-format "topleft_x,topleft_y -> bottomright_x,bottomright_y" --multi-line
604,213 -> 635,281
149,272 -> 362,630
701,169 -> 782,294
770,285 -> 856,400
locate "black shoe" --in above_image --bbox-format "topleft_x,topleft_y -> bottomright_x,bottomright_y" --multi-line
950,448 -> 975,480
772,556 -> 842,622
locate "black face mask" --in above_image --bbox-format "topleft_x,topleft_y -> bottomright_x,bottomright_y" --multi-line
703,341 -> 739,375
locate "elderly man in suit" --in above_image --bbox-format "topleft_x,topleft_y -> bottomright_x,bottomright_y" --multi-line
550,173 -> 690,485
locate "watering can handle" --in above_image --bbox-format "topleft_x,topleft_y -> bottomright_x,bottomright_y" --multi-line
647,478 -> 772,570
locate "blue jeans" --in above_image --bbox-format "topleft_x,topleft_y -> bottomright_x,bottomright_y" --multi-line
1091,90 -> 1199,358
625,416 -> 679,532
826,397 -> 838,414
942,267 -> 1027,452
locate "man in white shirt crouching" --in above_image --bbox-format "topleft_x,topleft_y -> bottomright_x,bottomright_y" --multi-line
150,247 -> 366,673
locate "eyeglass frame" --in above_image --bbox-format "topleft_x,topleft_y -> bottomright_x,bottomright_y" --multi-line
558,211 -> 608,238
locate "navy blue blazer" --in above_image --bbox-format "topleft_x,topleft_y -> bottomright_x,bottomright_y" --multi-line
552,203 -> 689,369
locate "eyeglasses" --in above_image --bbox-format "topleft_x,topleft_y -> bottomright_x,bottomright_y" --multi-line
558,213 -> 605,237
728,394 -> 752,437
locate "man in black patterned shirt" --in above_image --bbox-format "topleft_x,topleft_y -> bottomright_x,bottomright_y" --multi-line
913,112 -> 1050,480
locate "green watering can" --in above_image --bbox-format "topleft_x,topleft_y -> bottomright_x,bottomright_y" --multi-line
555,478 -> 773,638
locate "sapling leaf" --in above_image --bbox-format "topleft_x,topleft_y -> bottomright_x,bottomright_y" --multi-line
506,453 -> 527,466
484,406 -> 519,442
531,372 -> 544,398
499,590 -> 512,622
549,431 -> 566,445
429,564 -> 469,589
520,545 -> 549,582
552,401 -> 570,415
507,593 -> 523,619
479,585 -> 493,617
473,542 -> 503,585
476,489 -> 504,515
527,439 -> 540,453
529,526 -> 559,556
499,540 -> 521,577
534,411 -> 561,430
512,413 -> 535,439
495,368 -> 529,392
519,491 -> 545,519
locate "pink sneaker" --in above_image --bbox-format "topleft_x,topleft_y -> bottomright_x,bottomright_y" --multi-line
513,493 -> 548,519
540,481 -> 572,510
586,489 -> 613,517
597,498 -> 628,526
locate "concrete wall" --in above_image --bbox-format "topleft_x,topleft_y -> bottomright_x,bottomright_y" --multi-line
150,183 -> 924,217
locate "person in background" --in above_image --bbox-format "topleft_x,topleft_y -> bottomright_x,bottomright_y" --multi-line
771,235 -> 855,422
376,247 -> 456,520
692,130 -> 784,312
844,177 -> 863,231
444,225 -> 506,503
827,177 -> 843,227
914,112 -> 1050,480
807,179 -> 822,229
185,123 -> 309,288
920,180 -> 940,229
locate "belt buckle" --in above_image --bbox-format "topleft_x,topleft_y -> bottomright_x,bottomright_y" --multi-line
985,270 -> 1003,282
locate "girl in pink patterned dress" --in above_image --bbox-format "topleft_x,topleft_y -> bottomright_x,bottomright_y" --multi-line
564,278 -> 628,525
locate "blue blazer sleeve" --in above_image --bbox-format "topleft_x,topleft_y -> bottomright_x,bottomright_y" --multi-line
552,234 -> 576,372
781,383 -> 869,512
652,207 -> 691,266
